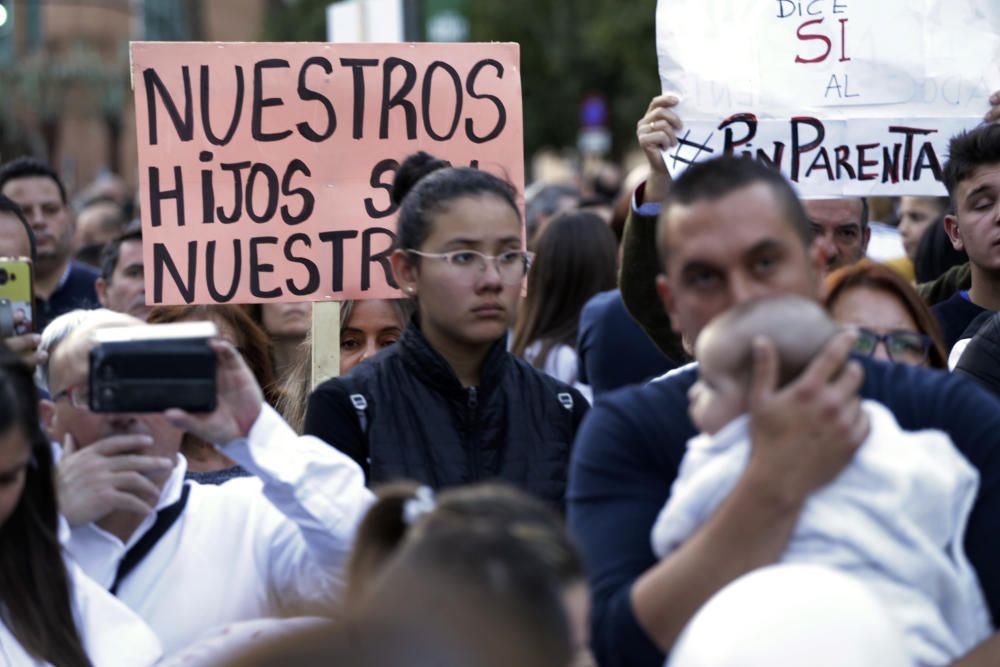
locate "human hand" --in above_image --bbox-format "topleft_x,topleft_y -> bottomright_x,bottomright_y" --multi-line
637,94 -> 683,203
4,332 -> 45,368
745,330 -> 868,508
165,339 -> 263,445
57,432 -> 174,526
985,90 -> 1000,124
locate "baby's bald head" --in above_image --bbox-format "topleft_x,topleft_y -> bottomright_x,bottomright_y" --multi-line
697,295 -> 838,391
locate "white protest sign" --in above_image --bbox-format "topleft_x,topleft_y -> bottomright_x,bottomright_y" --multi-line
656,0 -> 1000,195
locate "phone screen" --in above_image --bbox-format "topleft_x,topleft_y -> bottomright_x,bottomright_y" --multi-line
0,258 -> 34,335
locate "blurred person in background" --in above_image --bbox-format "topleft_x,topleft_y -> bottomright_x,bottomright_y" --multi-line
250,302 -> 312,380
525,183 -> 580,249
511,211 -> 618,402
899,197 -> 950,266
74,171 -> 135,222
338,299 -> 412,374
864,196 -> 906,271
883,196 -> 950,281
219,511 -> 576,667
95,226 -> 149,321
275,298 -> 412,434
73,197 -> 127,269
0,158 -> 99,330
344,482 -> 593,667
915,216 -> 970,300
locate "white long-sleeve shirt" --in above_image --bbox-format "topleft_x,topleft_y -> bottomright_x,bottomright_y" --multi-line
0,560 -> 162,666
652,400 -> 992,666
65,404 -> 374,655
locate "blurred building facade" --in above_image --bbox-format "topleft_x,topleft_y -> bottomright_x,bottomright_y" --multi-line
0,0 -> 267,199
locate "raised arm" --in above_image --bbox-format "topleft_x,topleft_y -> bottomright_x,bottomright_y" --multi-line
619,95 -> 689,362
166,340 -> 374,608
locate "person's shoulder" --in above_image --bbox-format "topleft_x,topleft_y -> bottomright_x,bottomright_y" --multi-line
68,261 -> 100,282
581,288 -> 621,317
309,373 -> 359,411
586,364 -> 697,429
509,352 -> 580,394
545,343 -> 581,382
861,357 -> 956,397
314,346 -> 401,394
931,290 -> 960,307
860,358 -> 1000,433
931,290 -> 978,316
571,363 -> 696,483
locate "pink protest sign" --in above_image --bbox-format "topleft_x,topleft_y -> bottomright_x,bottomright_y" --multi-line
130,42 -> 524,305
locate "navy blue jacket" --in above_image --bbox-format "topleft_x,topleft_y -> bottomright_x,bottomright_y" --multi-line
577,289 -> 675,396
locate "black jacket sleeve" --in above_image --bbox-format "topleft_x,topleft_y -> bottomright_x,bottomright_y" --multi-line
619,206 -> 690,364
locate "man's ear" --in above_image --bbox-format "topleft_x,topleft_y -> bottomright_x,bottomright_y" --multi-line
943,214 -> 964,251
655,273 -> 683,334
389,249 -> 419,296
95,277 -> 108,307
39,398 -> 57,436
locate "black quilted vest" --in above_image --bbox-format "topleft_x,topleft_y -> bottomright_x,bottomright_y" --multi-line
333,321 -> 581,505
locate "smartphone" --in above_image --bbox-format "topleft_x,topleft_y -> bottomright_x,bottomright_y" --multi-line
89,321 -> 218,413
0,257 -> 34,335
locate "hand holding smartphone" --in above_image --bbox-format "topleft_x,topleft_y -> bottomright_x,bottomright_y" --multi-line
0,257 -> 35,336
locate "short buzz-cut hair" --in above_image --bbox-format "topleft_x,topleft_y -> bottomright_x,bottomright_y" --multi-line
943,123 -> 1000,206
657,156 -> 812,270
0,157 -> 68,204
99,224 -> 143,283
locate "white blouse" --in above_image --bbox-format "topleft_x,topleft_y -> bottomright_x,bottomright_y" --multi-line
0,560 -> 161,666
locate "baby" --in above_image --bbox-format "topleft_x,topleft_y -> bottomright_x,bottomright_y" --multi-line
651,295 -> 991,666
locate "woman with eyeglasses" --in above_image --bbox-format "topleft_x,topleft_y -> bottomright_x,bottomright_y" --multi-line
824,261 -> 948,369
304,152 -> 588,506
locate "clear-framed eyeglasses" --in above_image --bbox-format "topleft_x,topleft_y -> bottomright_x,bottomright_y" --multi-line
51,383 -> 90,409
407,249 -> 534,285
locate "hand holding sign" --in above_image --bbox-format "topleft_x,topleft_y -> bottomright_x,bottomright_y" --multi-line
637,95 -> 683,203
987,91 -> 1000,124
655,0 -> 1000,196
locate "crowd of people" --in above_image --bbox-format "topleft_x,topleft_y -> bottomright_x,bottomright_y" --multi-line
2,77 -> 1000,667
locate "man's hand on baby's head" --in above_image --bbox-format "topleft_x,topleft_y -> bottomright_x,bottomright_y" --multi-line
745,330 -> 868,508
